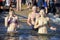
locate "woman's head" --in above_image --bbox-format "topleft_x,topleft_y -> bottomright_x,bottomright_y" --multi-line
9,9 -> 14,16
39,9 -> 45,16
32,6 -> 37,12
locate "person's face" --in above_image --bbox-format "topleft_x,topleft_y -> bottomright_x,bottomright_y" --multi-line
9,11 -> 13,15
39,10 -> 45,16
32,6 -> 36,12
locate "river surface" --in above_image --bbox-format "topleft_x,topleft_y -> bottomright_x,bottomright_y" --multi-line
0,11 -> 60,40
0,22 -> 60,40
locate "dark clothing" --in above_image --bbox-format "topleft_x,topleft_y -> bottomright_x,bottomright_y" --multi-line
0,2 -> 2,6
37,0 -> 44,8
8,17 -> 18,26
41,1 -> 47,9
0,0 -> 2,6
0,1 -> 5,6
0,0 -> 2,2
43,2 -> 47,7
31,25 -> 38,32
36,0 -> 48,10
2,1 -> 5,6
48,0 -> 56,15
32,0 -> 37,6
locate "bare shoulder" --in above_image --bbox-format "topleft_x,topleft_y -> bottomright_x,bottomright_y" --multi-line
36,13 -> 40,18
28,12 -> 32,17
36,17 -> 40,21
15,16 -> 18,19
46,17 -> 49,21
5,16 -> 8,19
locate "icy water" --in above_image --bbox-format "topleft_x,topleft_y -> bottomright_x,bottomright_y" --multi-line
0,11 -> 60,40
0,30 -> 60,40
0,22 -> 60,40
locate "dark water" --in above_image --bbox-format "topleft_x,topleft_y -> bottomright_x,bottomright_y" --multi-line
0,11 -> 60,40
0,31 -> 60,40
0,22 -> 60,40
0,21 -> 60,40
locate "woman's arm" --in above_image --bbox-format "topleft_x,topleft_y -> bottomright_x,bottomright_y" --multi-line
16,16 -> 18,23
15,16 -> 20,27
27,14 -> 32,26
45,7 -> 48,14
47,17 -> 56,30
5,17 -> 8,27
34,18 -> 39,28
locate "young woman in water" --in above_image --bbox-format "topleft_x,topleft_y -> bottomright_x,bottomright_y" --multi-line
5,9 -> 19,33
34,9 -> 56,34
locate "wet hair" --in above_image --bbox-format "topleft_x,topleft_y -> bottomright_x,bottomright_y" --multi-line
9,8 -> 15,14
9,8 -> 14,12
40,9 -> 45,14
39,9 -> 47,16
8,8 -> 16,17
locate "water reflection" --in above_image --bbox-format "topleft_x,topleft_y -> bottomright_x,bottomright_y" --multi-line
50,36 -> 60,40
1,34 -> 59,40
38,35 -> 49,40
5,37 -> 19,40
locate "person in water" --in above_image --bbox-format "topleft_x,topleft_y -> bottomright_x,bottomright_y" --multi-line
27,6 -> 40,31
5,9 -> 19,33
34,9 -> 56,34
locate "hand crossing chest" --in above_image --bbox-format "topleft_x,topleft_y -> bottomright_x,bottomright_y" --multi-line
38,18 -> 48,25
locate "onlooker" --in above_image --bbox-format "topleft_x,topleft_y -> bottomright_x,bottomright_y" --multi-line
36,0 -> 48,13
48,0 -> 56,15
0,0 -> 2,5
5,0 -> 10,7
27,2 -> 31,9
0,0 -> 3,9
37,0 -> 44,9
2,0 -> 5,6
32,0 -> 37,6
26,0 -> 32,9
43,0 -> 48,14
